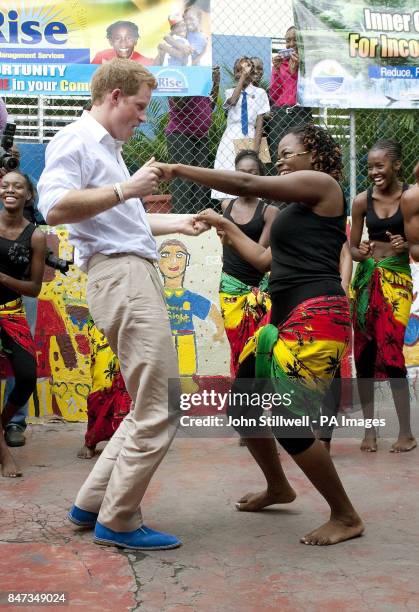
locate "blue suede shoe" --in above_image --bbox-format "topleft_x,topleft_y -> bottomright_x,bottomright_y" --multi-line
68,505 -> 98,528
93,522 -> 182,550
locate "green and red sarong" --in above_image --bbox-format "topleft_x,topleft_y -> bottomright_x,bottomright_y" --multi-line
351,254 -> 412,378
84,318 -> 131,448
219,271 -> 271,377
0,298 -> 35,377
239,295 -> 351,417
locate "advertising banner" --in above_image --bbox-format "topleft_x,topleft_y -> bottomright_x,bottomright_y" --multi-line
0,0 -> 212,96
294,0 -> 419,108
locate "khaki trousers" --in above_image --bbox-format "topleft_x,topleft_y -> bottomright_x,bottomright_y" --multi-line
75,253 -> 179,532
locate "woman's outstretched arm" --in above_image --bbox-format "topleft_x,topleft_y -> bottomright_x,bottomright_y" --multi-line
197,209 -> 272,272
153,162 -> 335,208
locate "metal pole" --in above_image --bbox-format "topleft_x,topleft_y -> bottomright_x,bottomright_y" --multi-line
349,110 -> 356,208
38,95 -> 44,144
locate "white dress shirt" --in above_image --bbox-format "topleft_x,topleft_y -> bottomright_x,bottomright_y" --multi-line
37,111 -> 158,271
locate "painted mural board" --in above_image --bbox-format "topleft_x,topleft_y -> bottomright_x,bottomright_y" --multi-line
0,224 -> 229,421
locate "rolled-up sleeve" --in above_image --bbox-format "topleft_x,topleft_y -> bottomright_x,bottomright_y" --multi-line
257,89 -> 271,115
38,131 -> 86,221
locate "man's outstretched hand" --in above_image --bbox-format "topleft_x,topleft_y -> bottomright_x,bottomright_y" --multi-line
196,208 -> 225,230
125,157 -> 162,197
151,161 -> 176,181
178,215 -> 210,236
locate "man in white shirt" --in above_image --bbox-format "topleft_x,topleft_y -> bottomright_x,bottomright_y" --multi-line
38,59 -> 206,551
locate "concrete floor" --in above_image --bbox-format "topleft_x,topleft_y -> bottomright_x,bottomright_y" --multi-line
1,422 -> 419,611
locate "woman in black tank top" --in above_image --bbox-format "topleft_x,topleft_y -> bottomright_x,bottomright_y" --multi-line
350,139 -> 415,454
220,150 -> 278,377
0,171 -> 46,477
154,123 -> 363,546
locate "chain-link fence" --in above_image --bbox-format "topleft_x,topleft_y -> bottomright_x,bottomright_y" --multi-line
3,1 -> 418,215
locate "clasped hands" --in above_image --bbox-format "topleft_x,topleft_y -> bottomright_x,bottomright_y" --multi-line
131,158 -> 218,236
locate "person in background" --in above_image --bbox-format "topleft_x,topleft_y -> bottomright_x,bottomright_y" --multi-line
0,107 -> 35,448
162,6 -> 208,66
212,58 -> 270,201
219,149 -> 277,377
1,162 -> 39,448
166,66 -> 220,213
0,97 -> 7,131
268,26 -> 311,169
350,139 -> 415,453
184,5 -> 208,65
250,57 -> 265,87
91,21 -> 153,65
155,17 -> 190,66
402,161 -> 419,260
0,171 -> 46,477
77,317 -> 132,459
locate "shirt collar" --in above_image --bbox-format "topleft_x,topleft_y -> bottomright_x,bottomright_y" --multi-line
80,111 -> 123,151
244,83 -> 256,95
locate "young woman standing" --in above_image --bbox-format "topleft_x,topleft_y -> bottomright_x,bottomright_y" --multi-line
220,149 -> 278,376
0,171 -> 46,477
350,139 -> 415,453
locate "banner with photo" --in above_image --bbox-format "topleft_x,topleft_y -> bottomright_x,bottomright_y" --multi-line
293,0 -> 419,108
0,0 -> 212,96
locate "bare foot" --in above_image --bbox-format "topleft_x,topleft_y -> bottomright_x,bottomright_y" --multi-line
77,444 -> 96,459
390,436 -> 417,453
301,514 -> 364,546
236,486 -> 296,511
0,447 -> 22,478
360,429 -> 377,452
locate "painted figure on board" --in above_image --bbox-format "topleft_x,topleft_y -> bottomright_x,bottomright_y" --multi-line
157,239 -> 224,376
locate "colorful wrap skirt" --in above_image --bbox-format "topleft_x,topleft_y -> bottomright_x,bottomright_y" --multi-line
239,295 -> 351,418
0,298 -> 35,365
84,317 -> 132,448
219,271 -> 271,377
351,254 -> 412,378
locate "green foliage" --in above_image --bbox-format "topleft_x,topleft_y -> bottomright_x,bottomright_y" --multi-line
208,96 -> 226,164
315,107 -> 418,196
355,109 -> 418,190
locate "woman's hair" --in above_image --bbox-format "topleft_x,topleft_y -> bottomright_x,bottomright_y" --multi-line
369,139 -> 403,176
106,21 -> 139,40
234,149 -> 265,175
1,170 -> 36,207
287,123 -> 343,181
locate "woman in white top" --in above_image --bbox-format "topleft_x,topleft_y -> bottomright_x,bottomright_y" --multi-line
212,57 -> 270,200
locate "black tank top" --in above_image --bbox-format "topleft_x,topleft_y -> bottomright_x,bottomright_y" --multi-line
0,223 -> 35,304
366,183 -> 408,242
223,199 -> 268,287
269,201 -> 346,324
